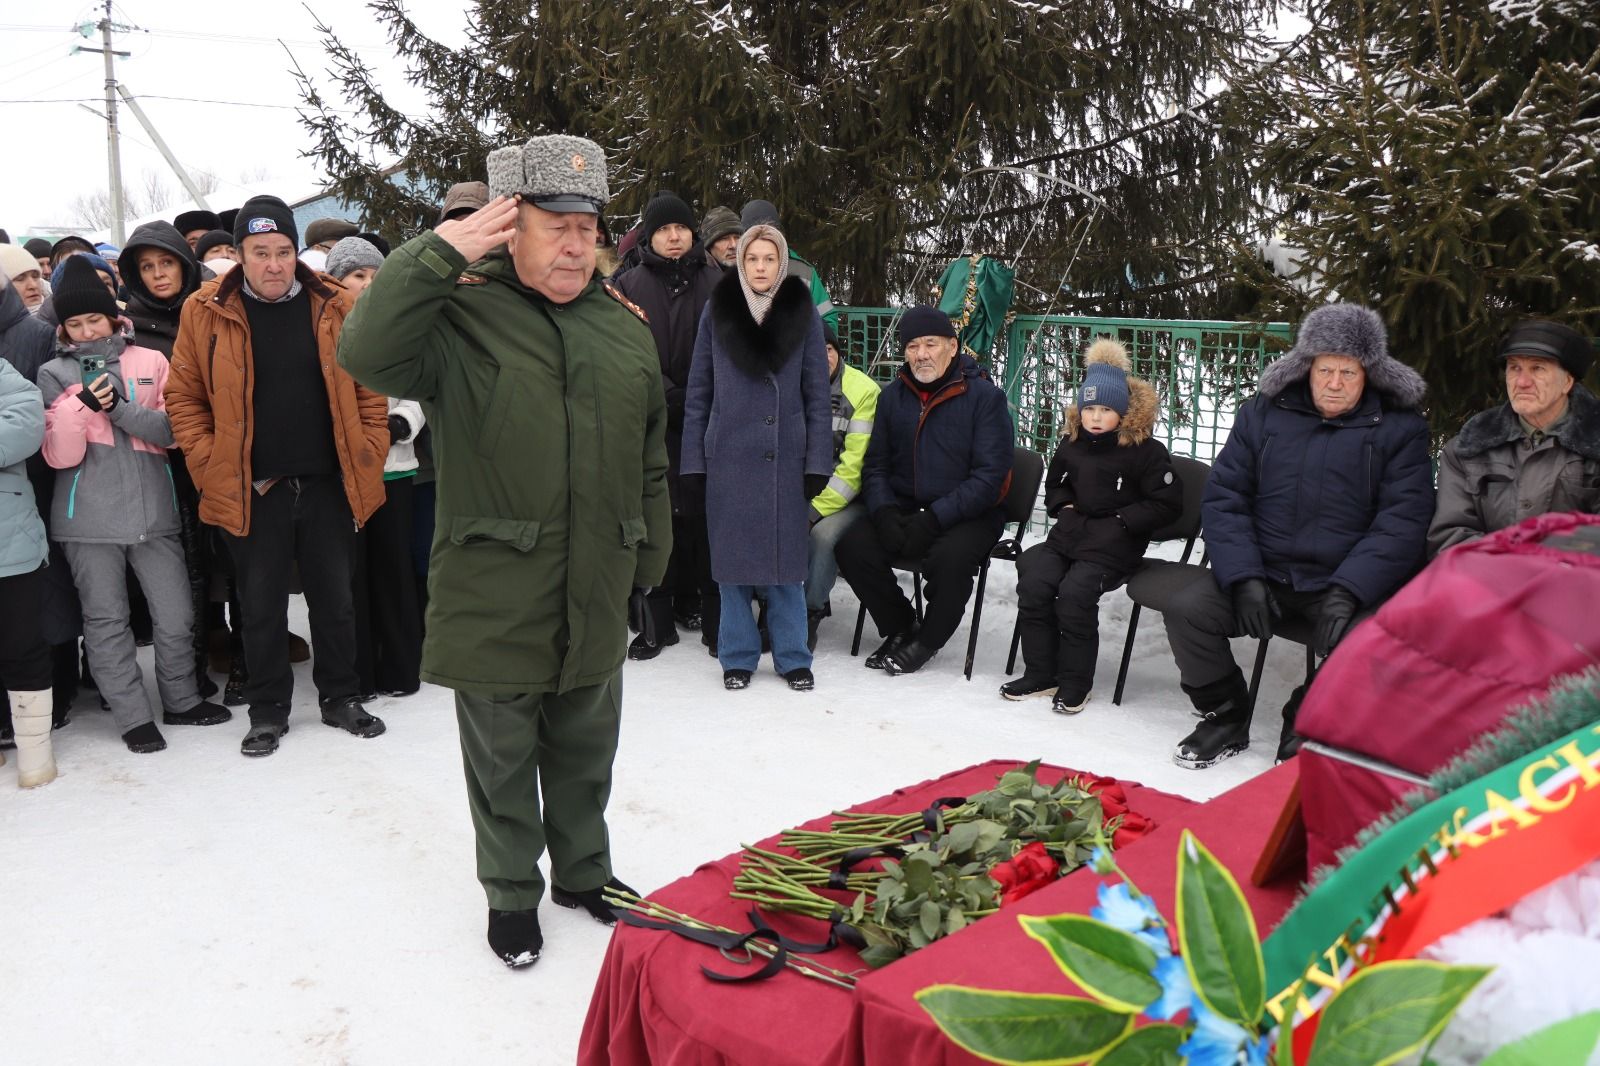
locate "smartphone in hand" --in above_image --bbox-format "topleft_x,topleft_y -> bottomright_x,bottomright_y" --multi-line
79,354 -> 108,389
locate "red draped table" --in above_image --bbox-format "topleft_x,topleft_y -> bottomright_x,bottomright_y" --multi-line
580,759 -> 1301,1066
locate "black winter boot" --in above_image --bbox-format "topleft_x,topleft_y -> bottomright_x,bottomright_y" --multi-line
487,908 -> 543,968
551,877 -> 637,926
1173,670 -> 1253,770
865,628 -> 918,670
806,607 -> 828,652
1276,682 -> 1311,764
883,638 -> 938,676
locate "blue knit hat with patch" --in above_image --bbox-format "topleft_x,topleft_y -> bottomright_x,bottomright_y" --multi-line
1077,362 -> 1129,416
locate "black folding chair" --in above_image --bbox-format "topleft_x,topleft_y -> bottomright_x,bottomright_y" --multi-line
851,446 -> 1046,680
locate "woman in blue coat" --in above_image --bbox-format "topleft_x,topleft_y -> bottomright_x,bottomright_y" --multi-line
680,224 -> 833,690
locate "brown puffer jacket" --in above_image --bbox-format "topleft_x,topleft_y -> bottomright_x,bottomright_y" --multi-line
164,261 -> 388,536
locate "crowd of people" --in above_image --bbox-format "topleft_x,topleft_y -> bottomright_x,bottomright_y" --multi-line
2,132 -> 1595,969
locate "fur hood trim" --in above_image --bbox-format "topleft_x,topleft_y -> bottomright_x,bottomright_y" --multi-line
1258,302 -> 1428,411
1452,383 -> 1600,461
1066,373 -> 1160,446
708,270 -> 814,377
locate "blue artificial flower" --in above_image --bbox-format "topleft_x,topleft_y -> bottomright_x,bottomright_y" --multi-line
1149,955 -> 1192,1021
1090,845 -> 1117,875
1178,999 -> 1269,1066
1091,883 -> 1170,957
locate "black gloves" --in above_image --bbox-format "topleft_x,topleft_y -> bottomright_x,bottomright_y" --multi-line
1314,587 -> 1359,658
387,414 -> 412,444
77,383 -> 118,413
901,511 -> 941,559
804,473 -> 830,500
1232,579 -> 1279,640
677,473 -> 706,514
872,507 -> 909,555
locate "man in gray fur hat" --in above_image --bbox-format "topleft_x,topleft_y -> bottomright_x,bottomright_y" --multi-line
337,134 -> 670,969
1133,302 -> 1434,768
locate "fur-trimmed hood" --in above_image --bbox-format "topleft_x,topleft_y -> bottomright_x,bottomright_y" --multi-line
707,269 -> 814,377
1258,303 -> 1428,412
1064,338 -> 1159,446
1450,383 -> 1600,461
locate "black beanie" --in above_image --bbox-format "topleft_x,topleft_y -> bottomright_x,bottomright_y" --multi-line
53,254 -> 119,323
24,238 -> 52,259
173,209 -> 223,235
898,305 -> 957,348
218,208 -> 240,234
194,231 -> 235,261
740,199 -> 781,230
822,321 -> 840,350
354,231 -> 391,257
642,194 -> 697,241
1500,319 -> 1593,381
234,195 -> 298,249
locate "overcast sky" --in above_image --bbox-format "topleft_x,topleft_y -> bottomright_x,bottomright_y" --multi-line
0,0 -> 466,234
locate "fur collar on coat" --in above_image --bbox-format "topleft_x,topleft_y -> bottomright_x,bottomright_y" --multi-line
1451,383 -> 1600,461
708,270 -> 814,378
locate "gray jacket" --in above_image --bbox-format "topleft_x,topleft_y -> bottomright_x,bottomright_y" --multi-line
0,359 -> 48,578
1429,384 -> 1600,555
37,332 -> 180,545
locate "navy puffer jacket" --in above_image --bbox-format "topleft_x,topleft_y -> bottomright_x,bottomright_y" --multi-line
1204,378 -> 1434,606
862,353 -> 1014,529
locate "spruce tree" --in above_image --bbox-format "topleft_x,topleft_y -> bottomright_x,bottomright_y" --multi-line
297,0 -> 1278,316
1241,0 -> 1600,436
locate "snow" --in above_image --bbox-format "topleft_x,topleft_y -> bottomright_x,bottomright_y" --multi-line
3,542 -> 1306,1064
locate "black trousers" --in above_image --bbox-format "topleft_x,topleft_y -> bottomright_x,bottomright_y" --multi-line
836,510 -> 1003,650
411,478 -> 436,629
355,477 -> 423,694
0,563 -> 53,691
1014,541 -> 1122,692
1142,563 -> 1358,689
647,511 -> 717,642
222,475 -> 360,723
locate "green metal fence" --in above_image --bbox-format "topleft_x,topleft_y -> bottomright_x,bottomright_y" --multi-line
835,309 -> 1293,463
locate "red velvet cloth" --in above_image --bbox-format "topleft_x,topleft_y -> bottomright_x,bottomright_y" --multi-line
579,760 -> 1301,1066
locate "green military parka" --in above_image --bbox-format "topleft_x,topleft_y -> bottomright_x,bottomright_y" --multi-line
337,231 -> 671,696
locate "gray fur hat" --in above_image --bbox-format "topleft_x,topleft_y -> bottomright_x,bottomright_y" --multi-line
1259,302 -> 1427,410
324,236 -> 385,280
486,135 -> 609,214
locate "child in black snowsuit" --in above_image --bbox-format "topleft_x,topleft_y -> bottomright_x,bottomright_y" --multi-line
1003,338 -> 1182,714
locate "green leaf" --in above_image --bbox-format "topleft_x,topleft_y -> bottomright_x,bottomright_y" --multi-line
920,899 -> 943,940
1175,830 -> 1266,1026
1019,915 -> 1161,1013
1091,1023 -> 1185,1066
859,944 -> 902,969
915,986 -> 1133,1065
1309,961 -> 1491,1066
1479,1010 -> 1600,1066
946,822 -> 982,854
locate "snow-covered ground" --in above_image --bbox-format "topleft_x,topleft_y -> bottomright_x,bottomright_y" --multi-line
4,546 -> 1309,1064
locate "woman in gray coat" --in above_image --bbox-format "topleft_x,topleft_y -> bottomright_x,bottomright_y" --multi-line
680,224 -> 832,690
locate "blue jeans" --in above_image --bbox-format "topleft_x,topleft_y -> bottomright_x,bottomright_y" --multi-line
719,584 -> 811,674
805,503 -> 865,611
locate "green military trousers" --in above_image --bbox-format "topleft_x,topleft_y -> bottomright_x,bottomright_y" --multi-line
453,673 -> 622,910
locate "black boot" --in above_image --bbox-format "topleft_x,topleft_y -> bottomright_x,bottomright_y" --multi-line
223,658 -> 248,707
487,907 -> 543,968
1276,682 -> 1311,763
551,877 -> 637,926
883,638 -> 938,676
806,607 -> 827,652
865,627 -> 918,670
1173,670 -> 1253,770
122,721 -> 168,754
627,596 -> 679,661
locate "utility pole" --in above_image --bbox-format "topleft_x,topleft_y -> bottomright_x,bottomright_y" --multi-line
75,1 -> 131,242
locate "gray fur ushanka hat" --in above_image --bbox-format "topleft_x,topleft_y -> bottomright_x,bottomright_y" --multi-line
1258,302 -> 1428,410
486,134 -> 609,214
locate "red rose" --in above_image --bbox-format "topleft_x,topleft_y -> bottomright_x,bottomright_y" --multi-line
1111,811 -> 1155,850
1077,775 -> 1130,818
990,842 -> 1062,906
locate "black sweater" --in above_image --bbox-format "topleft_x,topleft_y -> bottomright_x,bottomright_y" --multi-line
243,288 -> 337,479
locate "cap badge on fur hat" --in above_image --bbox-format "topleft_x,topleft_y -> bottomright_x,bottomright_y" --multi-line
572,153 -> 587,172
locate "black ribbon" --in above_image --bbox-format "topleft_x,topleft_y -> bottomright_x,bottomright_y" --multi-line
912,796 -> 970,842
616,907 -> 855,983
829,844 -> 906,889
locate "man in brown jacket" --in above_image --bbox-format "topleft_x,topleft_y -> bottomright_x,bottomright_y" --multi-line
165,194 -> 390,757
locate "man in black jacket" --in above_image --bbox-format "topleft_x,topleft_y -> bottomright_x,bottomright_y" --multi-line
612,193 -> 724,658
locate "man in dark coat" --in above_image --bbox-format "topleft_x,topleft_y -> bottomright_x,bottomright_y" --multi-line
835,306 -> 1014,675
1145,303 -> 1434,768
1429,320 -> 1599,554
612,193 -> 724,658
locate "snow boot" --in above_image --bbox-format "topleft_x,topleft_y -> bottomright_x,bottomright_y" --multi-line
1000,676 -> 1057,701
551,877 -> 636,926
487,907 -> 542,968
320,696 -> 387,738
223,658 -> 248,707
163,700 -> 233,727
1052,689 -> 1092,715
865,627 -> 918,670
723,670 -> 752,690
11,689 -> 55,788
241,721 -> 288,758
1173,670 -> 1253,770
122,721 -> 168,754
783,668 -> 815,691
1276,682 -> 1311,764
883,638 -> 938,676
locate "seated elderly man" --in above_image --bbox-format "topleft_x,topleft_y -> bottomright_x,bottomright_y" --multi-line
1429,320 -> 1598,554
835,306 -> 1012,675
1141,303 -> 1434,768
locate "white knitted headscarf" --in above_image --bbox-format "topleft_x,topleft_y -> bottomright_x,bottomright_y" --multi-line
735,224 -> 790,325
